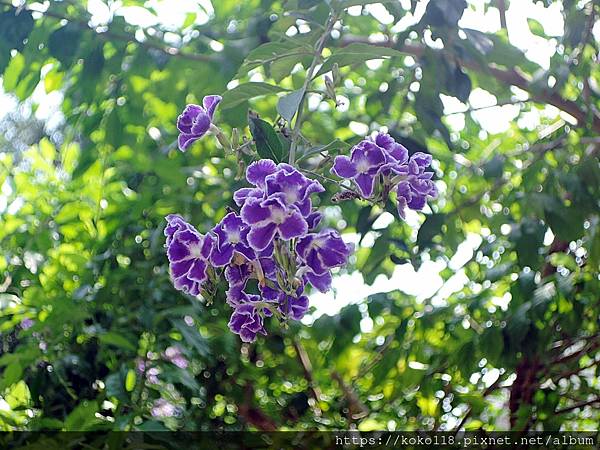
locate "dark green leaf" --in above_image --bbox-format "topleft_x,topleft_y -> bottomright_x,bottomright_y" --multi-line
248,114 -> 286,162
277,89 -> 304,122
220,82 -> 288,109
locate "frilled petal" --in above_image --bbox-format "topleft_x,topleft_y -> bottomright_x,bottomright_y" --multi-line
170,259 -> 194,279
176,104 -> 202,134
178,133 -> 198,152
202,95 -> 222,118
233,187 -> 263,207
210,243 -> 234,267
278,210 -> 308,240
354,173 -> 376,198
332,155 -> 357,178
397,195 -> 408,219
247,159 -> 277,189
306,211 -> 322,230
248,223 -> 277,251
167,240 -> 191,262
407,194 -> 427,210
304,270 -> 332,293
352,142 -> 386,171
411,152 -> 432,168
241,198 -> 272,225
190,109 -> 211,136
188,259 -> 208,282
279,294 -> 309,320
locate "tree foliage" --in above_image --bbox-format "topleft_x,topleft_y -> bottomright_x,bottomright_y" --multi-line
0,0 -> 599,432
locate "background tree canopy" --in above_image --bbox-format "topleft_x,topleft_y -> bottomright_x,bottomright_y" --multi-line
0,0 -> 599,434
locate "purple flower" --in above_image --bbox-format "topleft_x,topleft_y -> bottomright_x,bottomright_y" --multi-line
20,318 -> 34,330
164,346 -> 189,369
394,152 -> 437,218
228,298 -> 272,343
296,229 -> 353,275
176,95 -> 222,152
374,132 -> 409,165
211,212 -> 254,266
241,197 -> 308,251
265,163 -> 324,216
165,214 -> 215,296
303,270 -> 333,293
151,399 -> 179,418
331,141 -> 386,197
331,133 -> 437,218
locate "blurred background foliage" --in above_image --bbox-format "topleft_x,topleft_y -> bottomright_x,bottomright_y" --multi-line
0,0 -> 599,432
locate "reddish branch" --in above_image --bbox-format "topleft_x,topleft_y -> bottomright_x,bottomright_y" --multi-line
339,37 -> 600,134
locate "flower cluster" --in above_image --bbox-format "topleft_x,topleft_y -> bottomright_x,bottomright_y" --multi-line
332,132 -> 437,218
176,95 -> 222,152
165,160 -> 353,343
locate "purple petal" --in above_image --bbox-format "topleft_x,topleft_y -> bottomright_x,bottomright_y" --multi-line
210,243 -> 234,267
304,270 -> 332,293
233,187 -> 263,207
354,173 -> 376,198
178,133 -> 198,152
306,211 -> 322,230
170,259 -> 193,278
190,109 -> 211,136
177,104 -> 202,133
247,159 -> 277,189
248,223 -> 277,251
397,196 -> 407,219
241,198 -> 272,225
202,95 -> 222,118
278,210 -> 308,240
332,155 -> 357,178
167,241 -> 191,262
411,152 -> 432,168
188,259 -> 207,282
407,194 -> 427,210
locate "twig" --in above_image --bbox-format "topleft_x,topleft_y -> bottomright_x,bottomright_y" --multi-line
288,13 -> 338,165
293,338 -> 322,414
555,397 -> 600,415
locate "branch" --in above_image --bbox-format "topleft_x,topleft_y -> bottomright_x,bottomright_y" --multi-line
453,372 -> 504,433
339,37 -> 600,134
332,371 -> 370,420
555,397 -> 600,415
293,338 -> 322,414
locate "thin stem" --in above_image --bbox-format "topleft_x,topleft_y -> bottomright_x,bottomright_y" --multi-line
288,13 -> 338,165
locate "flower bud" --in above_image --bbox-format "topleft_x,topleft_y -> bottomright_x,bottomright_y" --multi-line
231,128 -> 240,150
325,76 -> 336,101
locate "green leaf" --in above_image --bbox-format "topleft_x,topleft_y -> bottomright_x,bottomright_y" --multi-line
417,214 -> 446,249
527,18 -> 546,38
0,361 -> 22,390
248,114 -> 286,162
2,52 -> 25,92
220,82 -> 288,109
298,138 -> 351,161
483,155 -> 505,179
0,8 -> 34,56
277,89 -> 304,122
236,41 -> 309,78
316,43 -> 404,76
48,23 -> 83,66
512,219 -> 545,269
63,401 -> 100,431
183,12 -> 197,28
172,319 -> 209,358
98,332 -> 137,352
